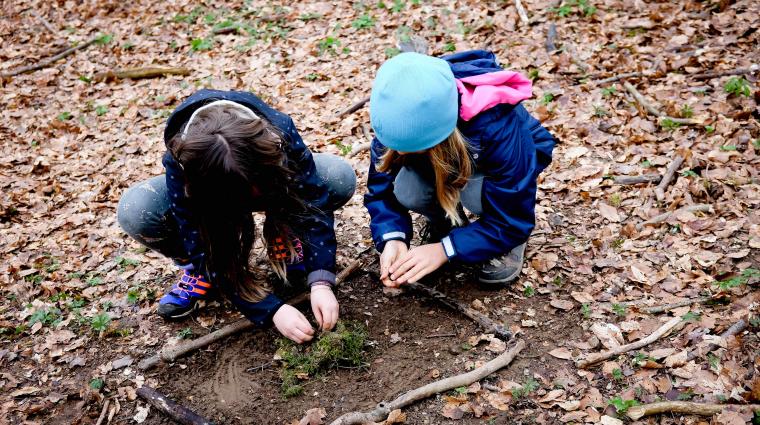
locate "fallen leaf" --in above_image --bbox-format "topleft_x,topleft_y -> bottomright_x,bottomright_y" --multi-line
133,405 -> 149,423
592,323 -> 625,348
600,415 -> 624,425
550,299 -> 574,311
383,409 -> 406,424
599,203 -> 620,222
549,347 -> 573,360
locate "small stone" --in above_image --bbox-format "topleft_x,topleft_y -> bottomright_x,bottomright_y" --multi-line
112,356 -> 133,370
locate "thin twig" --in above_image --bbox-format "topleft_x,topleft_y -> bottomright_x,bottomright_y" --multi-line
639,296 -> 712,314
95,399 -> 110,425
654,154 -> 685,201
686,319 -> 746,361
93,67 -> 190,82
245,361 -> 273,372
514,0 -> 530,25
627,401 -> 760,421
29,10 -> 57,35
0,36 -> 98,78
329,340 -> 525,425
425,333 -> 457,338
545,23 -> 557,53
691,65 -> 757,81
613,174 -> 662,185
635,204 -> 712,231
576,316 -> 683,368
336,96 -> 369,118
623,82 -> 701,125
136,386 -> 214,425
590,72 -> 645,85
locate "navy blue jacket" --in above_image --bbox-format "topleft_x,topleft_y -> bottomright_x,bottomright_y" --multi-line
364,50 -> 556,261
163,89 -> 337,327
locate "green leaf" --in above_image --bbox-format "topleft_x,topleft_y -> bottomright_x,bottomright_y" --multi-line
57,112 -> 73,121
608,396 -> 640,414
89,378 -> 104,390
90,313 -> 111,332
95,105 -> 108,116
94,34 -> 113,45
724,76 -> 751,97
351,14 -> 375,29
190,37 -> 214,51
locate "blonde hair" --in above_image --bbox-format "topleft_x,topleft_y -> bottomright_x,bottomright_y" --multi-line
378,128 -> 472,226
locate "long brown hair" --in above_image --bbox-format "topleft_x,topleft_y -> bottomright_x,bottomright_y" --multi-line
378,128 -> 472,226
167,104 -> 305,301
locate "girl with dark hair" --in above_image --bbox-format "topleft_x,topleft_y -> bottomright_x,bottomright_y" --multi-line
118,90 -> 356,343
365,51 -> 555,288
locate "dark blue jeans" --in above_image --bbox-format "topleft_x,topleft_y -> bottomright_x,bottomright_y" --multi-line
117,153 -> 356,263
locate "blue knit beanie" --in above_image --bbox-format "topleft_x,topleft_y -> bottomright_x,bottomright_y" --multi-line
370,53 -> 458,152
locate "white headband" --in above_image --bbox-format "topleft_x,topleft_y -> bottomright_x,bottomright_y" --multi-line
181,100 -> 259,140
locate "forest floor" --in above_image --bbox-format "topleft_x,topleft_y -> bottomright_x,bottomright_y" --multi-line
1,0 -> 759,424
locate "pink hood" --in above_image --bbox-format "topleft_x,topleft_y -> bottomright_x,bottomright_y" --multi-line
455,71 -> 533,121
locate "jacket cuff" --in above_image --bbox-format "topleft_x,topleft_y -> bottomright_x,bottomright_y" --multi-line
441,235 -> 457,259
376,231 -> 409,252
259,294 -> 286,328
307,269 -> 336,287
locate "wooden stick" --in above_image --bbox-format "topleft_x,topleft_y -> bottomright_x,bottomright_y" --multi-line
686,319 -> 746,361
138,254 -> 369,370
576,316 -> 682,368
347,142 -> 371,158
29,10 -> 57,35
336,96 -> 369,118
93,67 -> 190,82
613,174 -> 662,185
623,82 -> 701,125
691,66 -> 757,81
639,296 -> 712,314
545,23 -> 557,53
514,0 -> 530,25
654,154 -> 685,201
136,386 -> 214,425
329,340 -> 525,425
406,282 -> 512,340
0,37 -> 98,78
95,399 -> 110,425
627,401 -> 760,421
591,72 -> 644,85
635,204 -> 711,231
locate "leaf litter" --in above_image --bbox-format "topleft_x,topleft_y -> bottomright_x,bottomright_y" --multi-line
0,0 -> 758,423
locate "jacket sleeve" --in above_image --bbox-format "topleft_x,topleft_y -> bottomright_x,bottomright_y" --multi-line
225,290 -> 285,328
442,113 -> 537,262
363,137 -> 413,252
281,119 -> 338,286
162,151 -> 207,274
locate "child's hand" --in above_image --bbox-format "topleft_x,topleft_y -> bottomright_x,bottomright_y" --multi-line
389,243 -> 448,285
273,304 -> 314,344
380,240 -> 408,287
310,285 -> 338,331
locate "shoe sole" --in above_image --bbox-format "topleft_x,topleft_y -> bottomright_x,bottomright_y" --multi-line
157,301 -> 200,320
478,268 -> 522,285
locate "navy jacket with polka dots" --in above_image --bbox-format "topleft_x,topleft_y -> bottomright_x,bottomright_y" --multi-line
162,89 -> 337,327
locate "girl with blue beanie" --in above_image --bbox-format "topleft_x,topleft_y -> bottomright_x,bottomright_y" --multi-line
117,90 -> 356,343
364,51 -> 555,287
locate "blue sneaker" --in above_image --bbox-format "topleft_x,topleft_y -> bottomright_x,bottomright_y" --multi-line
157,270 -> 213,319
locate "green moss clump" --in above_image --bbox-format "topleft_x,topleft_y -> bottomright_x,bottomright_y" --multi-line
276,321 -> 367,397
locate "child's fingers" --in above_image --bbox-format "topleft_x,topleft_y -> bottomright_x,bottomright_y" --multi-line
390,256 -> 417,280
313,306 -> 324,330
291,328 -> 311,343
388,251 -> 414,274
407,267 -> 432,284
396,263 -> 424,284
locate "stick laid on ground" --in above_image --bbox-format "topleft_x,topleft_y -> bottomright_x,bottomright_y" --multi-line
639,296 -> 712,314
93,67 -> 190,82
329,339 -> 525,425
1,36 -> 99,78
626,401 -> 760,421
136,386 -> 214,425
138,254 -> 369,370
576,316 -> 682,368
406,282 -> 512,340
686,319 -> 746,362
691,65 -> 757,80
654,154 -> 685,201
514,0 -> 529,25
635,204 -> 711,231
623,82 -> 701,125
613,174 -> 662,185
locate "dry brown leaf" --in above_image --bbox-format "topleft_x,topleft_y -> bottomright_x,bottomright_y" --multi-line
549,347 -> 573,360
299,408 -> 326,425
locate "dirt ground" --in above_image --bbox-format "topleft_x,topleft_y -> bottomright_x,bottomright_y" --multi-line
1,0 -> 759,424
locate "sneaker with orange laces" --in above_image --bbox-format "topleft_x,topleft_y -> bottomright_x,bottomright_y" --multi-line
157,270 -> 213,319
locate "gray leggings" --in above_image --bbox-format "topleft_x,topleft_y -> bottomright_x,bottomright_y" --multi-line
392,165 -> 483,224
117,153 -> 356,260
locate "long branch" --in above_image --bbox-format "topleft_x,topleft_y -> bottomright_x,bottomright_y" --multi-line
627,401 -> 760,421
635,204 -> 712,231
329,340 -> 525,425
576,316 -> 682,368
654,154 -> 685,201
623,82 -> 700,125
1,37 -> 98,78
136,386 -> 214,425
